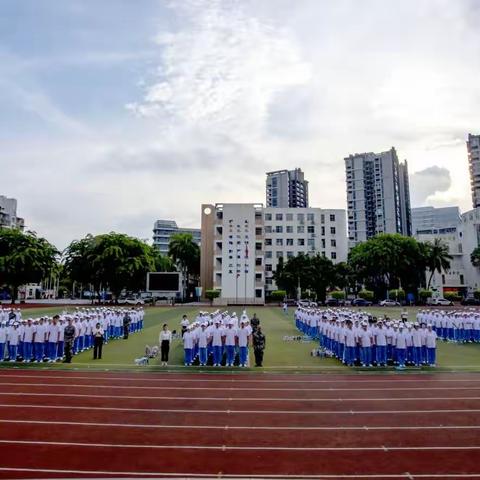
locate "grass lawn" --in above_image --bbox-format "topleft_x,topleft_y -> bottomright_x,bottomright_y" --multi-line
2,305 -> 480,372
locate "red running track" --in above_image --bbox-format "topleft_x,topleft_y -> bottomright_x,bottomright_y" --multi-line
0,370 -> 479,479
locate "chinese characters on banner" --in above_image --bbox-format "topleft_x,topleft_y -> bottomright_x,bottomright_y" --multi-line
227,218 -> 249,277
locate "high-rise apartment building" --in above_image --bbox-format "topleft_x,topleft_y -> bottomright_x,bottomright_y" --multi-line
0,195 -> 24,230
345,147 -> 412,247
152,219 -> 201,255
467,134 -> 480,208
266,168 -> 309,208
200,203 -> 347,304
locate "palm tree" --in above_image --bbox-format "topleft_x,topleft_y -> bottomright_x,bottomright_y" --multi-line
168,233 -> 200,299
425,238 -> 453,289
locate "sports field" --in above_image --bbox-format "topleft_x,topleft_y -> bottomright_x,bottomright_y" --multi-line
1,306 -> 480,478
1,369 -> 480,478
3,305 -> 480,371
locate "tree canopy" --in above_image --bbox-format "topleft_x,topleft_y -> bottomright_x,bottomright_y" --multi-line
348,233 -> 427,297
0,228 -> 59,303
63,232 -> 157,298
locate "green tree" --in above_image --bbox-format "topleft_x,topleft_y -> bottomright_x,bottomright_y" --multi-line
274,253 -> 335,302
349,233 -> 427,298
471,246 -> 480,268
64,232 -> 156,301
0,228 -> 59,303
168,233 -> 200,299
205,289 -> 221,305
424,238 -> 452,289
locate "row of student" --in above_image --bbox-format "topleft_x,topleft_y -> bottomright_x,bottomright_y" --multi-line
295,307 -> 437,368
180,310 -> 265,367
416,309 -> 480,342
0,307 -> 144,363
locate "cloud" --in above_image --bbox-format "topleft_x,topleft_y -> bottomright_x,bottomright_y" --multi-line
127,0 -> 311,140
409,166 -> 452,207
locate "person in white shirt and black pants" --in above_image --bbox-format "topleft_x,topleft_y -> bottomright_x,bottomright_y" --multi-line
159,324 -> 172,366
93,322 -> 104,360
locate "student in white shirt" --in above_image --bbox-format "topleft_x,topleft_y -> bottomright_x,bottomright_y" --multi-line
7,323 -> 20,361
0,322 -> 6,361
425,325 -> 437,366
395,324 -> 409,369
210,320 -> 225,367
358,322 -> 372,367
183,327 -> 194,366
237,320 -> 251,367
224,322 -> 237,367
23,319 -> 35,362
34,319 -> 47,362
159,324 -> 172,366
375,321 -> 388,366
196,323 -> 209,366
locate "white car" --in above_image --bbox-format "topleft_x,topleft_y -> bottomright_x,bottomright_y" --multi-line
118,296 -> 144,305
379,299 -> 401,306
428,297 -> 453,306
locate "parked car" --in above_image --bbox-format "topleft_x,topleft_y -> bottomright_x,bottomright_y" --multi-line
351,298 -> 372,307
284,298 -> 298,306
118,295 -> 144,305
325,298 -> 345,307
379,299 -> 401,307
461,297 -> 480,306
427,297 -> 453,306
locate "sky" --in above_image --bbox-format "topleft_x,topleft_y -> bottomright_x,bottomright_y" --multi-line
1,0 -> 480,249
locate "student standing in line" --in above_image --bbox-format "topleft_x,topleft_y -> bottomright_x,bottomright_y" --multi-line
159,324 -> 172,366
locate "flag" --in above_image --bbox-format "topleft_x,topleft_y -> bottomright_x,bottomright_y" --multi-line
245,242 -> 249,259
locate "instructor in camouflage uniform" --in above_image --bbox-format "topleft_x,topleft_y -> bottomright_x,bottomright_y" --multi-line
252,326 -> 266,367
63,318 -> 76,363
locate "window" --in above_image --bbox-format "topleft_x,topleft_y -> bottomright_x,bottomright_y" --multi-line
297,238 -> 305,246
255,227 -> 262,235
255,289 -> 263,298
265,264 -> 273,271
331,239 -> 336,247
276,226 -> 283,233
330,214 -> 336,222
307,225 -> 315,233
286,225 -> 293,233
275,213 -> 283,221
256,258 -> 262,266
460,274 -> 465,284
307,238 -> 315,247
442,274 -> 445,284
286,213 -> 293,221
286,238 -> 294,246
297,225 -> 305,234
321,226 -> 325,235
307,213 -> 314,222
297,213 -> 304,222
320,214 -> 325,224
276,251 -> 283,258
264,225 -> 272,233
321,239 -> 325,248
287,251 -> 294,258
265,238 -> 272,246
276,238 -> 283,246
265,251 -> 273,259
264,213 -> 272,221
330,227 -> 336,235
331,252 -> 337,260
255,273 -> 262,280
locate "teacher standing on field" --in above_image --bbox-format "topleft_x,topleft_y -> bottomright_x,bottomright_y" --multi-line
159,324 -> 172,366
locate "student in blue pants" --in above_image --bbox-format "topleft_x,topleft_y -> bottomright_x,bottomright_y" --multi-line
0,322 -> 7,361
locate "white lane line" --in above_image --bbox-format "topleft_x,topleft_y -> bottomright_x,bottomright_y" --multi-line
1,392 -> 480,402
1,439 -> 480,451
3,381 -> 480,392
1,418 -> 480,431
1,373 -> 479,384
1,467 -> 480,479
1,403 -> 479,415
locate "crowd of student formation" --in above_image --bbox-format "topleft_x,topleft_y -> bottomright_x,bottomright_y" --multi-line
0,307 -> 144,362
180,311 -> 266,367
295,308 -> 480,368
